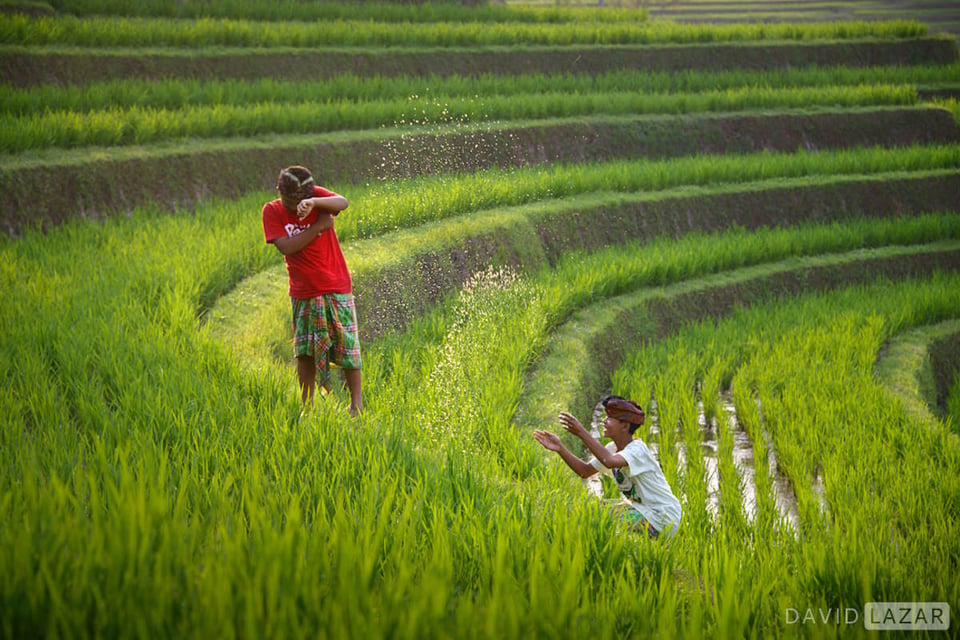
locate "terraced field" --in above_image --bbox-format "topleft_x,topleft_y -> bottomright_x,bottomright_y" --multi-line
551,1 -> 960,40
2,1 -> 960,637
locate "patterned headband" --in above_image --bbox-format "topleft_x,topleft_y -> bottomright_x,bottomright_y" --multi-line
280,170 -> 314,192
603,397 -> 645,425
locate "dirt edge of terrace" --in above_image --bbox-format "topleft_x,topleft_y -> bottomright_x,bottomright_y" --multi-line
2,37 -> 956,87
4,106 -> 958,237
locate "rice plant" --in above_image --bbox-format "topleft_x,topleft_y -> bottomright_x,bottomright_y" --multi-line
5,65 -> 957,116
0,84 -> 924,153
0,14 -> 927,49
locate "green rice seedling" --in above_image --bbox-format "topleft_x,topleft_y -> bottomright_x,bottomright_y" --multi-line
874,319 -> 960,430
46,0 -> 651,24
0,14 -> 928,49
337,145 -> 960,241
714,396 -> 752,533
936,97 -> 960,122
0,84 -> 922,152
604,275 -> 960,632
5,65 -> 958,116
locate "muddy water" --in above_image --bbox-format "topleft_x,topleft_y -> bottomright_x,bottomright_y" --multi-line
719,392 -> 799,532
582,393 -> 817,533
720,394 -> 758,521
698,399 -> 720,520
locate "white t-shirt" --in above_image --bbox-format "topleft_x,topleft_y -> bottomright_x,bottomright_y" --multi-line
590,439 -> 682,536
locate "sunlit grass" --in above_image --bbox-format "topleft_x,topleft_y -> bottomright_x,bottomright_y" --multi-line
0,14 -> 926,49
0,84 -> 921,152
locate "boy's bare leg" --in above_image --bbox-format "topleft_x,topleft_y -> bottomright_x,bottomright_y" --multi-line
297,355 -> 316,404
343,368 -> 362,416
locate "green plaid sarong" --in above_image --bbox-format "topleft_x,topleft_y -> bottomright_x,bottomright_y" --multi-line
291,293 -> 362,387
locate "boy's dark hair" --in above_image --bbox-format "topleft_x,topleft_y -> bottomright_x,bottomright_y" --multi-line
277,165 -> 315,202
601,394 -> 645,434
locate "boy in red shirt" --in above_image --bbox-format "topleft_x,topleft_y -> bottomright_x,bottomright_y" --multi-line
262,165 -> 362,416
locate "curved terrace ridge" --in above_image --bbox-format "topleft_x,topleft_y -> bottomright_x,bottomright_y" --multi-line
876,319 -> 960,432
4,106 -> 958,236
2,38 -> 956,87
517,242 -> 960,433
206,171 -> 960,356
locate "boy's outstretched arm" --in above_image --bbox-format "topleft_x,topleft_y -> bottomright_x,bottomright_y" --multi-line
533,430 -> 597,479
559,411 -> 628,469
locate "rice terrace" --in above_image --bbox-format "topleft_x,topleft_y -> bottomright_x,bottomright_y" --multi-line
3,0 -> 960,637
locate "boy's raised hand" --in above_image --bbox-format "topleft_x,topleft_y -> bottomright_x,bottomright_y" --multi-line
558,411 -> 588,439
296,197 -> 316,218
532,430 -> 563,452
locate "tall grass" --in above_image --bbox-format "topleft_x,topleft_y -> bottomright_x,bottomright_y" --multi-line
0,14 -> 927,49
948,378 -> 960,430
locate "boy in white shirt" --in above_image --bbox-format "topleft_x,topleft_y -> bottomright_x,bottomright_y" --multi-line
533,395 -> 682,538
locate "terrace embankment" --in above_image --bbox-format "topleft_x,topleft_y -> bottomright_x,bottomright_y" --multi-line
1,38 -> 956,87
3,106 -> 958,236
645,0 -> 960,40
930,331 -> 960,414
874,319 -> 960,430
517,244 -> 960,430
350,171 -> 960,339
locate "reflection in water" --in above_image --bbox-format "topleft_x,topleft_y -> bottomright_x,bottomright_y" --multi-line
699,399 -> 720,520
721,392 -> 799,533
721,394 -> 758,520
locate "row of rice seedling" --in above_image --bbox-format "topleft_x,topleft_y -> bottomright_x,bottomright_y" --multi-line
4,64 -> 959,115
8,142 -> 958,242
213,169 -> 959,363
643,0 -> 960,40
7,105 -> 955,236
7,36 -> 956,91
606,275 -> 960,622
333,144 -> 960,241
950,378 -> 960,426
0,14 -> 928,49
46,0 -> 650,24
1,84 -> 926,152
517,220 -> 960,430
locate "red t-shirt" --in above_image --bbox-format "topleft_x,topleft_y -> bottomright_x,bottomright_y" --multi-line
262,185 -> 352,297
